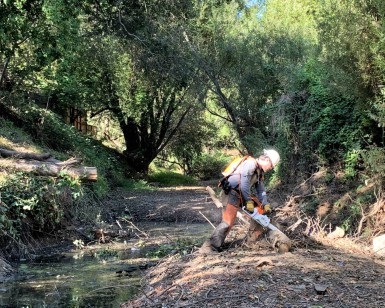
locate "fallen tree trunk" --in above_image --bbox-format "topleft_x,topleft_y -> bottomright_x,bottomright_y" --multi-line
0,158 -> 97,180
0,148 -> 97,181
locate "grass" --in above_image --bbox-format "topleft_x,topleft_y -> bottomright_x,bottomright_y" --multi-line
148,171 -> 198,186
0,118 -> 42,152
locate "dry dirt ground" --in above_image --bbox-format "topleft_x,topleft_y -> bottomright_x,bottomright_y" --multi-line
100,184 -> 385,308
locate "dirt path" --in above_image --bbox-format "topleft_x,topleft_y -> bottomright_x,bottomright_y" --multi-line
106,185 -> 385,308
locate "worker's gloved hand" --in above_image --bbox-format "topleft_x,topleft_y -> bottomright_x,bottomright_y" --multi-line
246,200 -> 254,212
263,204 -> 272,214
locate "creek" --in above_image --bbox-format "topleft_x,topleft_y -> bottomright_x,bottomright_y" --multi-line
0,222 -> 212,308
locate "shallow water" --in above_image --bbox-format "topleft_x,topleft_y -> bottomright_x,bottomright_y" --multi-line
0,253 -> 141,308
0,222 -> 212,308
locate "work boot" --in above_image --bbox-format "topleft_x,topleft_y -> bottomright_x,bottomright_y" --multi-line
197,240 -> 218,254
210,221 -> 230,250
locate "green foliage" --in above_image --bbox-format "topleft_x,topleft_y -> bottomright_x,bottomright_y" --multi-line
0,118 -> 38,148
315,0 -> 384,95
361,146 -> 385,188
302,60 -> 364,162
324,171 -> 335,185
272,56 -> 366,181
344,150 -> 360,179
0,172 -> 80,243
3,104 -> 126,195
193,0 -> 318,152
160,109 -> 214,175
190,152 -> 231,180
340,214 -> 359,233
3,0 -> 385,247
147,171 -> 198,186
331,186 -> 375,234
146,237 -> 201,259
119,179 -> 153,191
302,197 -> 320,215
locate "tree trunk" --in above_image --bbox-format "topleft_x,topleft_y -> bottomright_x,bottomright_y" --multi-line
0,159 -> 97,180
0,148 -> 52,160
0,148 -> 97,181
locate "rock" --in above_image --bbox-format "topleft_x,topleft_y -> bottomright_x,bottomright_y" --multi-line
314,284 -> 328,295
327,226 -> 345,239
373,234 -> 385,257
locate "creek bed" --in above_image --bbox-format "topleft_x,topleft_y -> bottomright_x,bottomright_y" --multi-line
0,252 -> 142,307
0,222 -> 212,307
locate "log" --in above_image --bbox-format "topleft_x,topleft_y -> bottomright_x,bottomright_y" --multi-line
0,158 -> 97,181
0,147 -> 86,166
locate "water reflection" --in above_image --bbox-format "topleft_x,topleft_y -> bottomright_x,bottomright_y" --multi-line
0,222 -> 212,307
0,253 -> 141,308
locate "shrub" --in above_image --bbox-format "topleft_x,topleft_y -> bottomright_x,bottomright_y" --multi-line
190,152 -> 231,180
0,172 -> 81,252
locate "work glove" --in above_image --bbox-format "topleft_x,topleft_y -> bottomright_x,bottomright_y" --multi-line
263,204 -> 272,214
245,200 -> 254,213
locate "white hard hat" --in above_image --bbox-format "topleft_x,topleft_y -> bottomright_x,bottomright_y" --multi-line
263,149 -> 280,168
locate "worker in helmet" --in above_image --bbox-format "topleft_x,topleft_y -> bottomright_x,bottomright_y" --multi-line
200,149 -> 280,253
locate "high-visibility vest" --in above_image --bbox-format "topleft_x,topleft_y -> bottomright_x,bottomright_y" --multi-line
221,156 -> 249,177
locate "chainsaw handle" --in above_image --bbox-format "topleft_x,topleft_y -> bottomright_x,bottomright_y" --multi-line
250,195 -> 265,214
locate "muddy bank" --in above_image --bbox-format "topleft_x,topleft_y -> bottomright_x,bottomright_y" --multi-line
122,245 -> 385,308
100,185 -> 223,225
112,185 -> 385,308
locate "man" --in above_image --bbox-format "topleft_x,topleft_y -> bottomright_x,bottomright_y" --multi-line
201,149 -> 280,252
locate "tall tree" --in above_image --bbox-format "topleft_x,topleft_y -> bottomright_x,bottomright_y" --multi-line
54,0 -> 201,173
186,0 -> 316,154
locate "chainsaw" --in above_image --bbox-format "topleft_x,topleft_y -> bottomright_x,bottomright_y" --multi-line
242,195 -> 279,231
242,195 -> 291,252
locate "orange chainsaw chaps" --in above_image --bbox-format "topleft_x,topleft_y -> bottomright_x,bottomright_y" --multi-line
222,203 -> 238,228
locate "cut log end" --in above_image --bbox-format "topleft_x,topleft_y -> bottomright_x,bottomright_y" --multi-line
81,167 -> 98,181
267,229 -> 292,253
